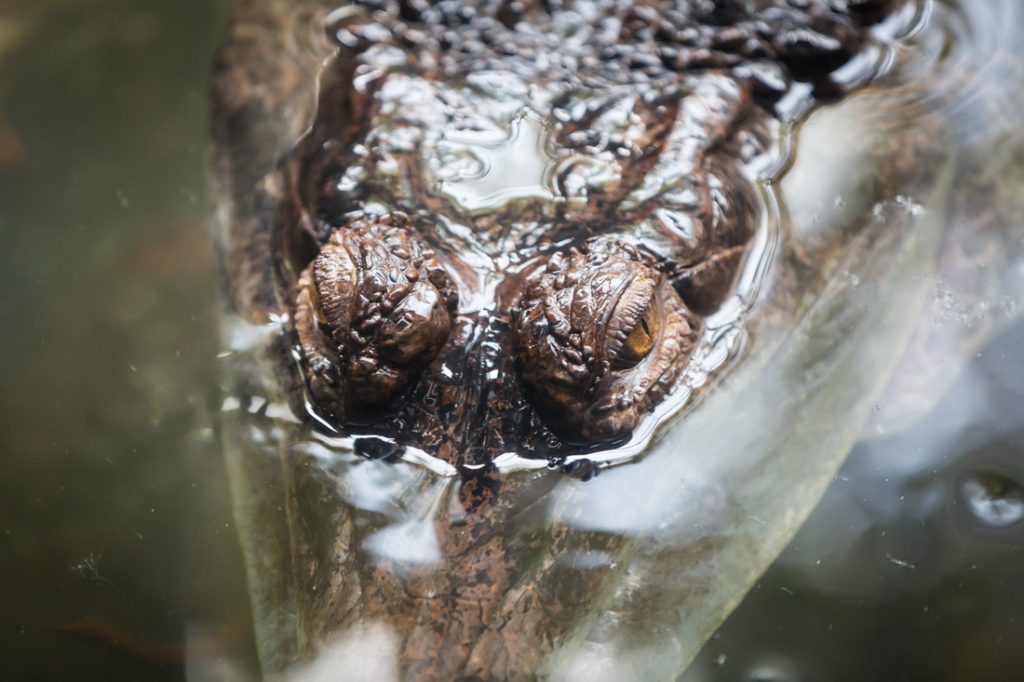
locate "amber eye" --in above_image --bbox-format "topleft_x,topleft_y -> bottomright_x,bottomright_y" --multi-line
618,303 -> 660,366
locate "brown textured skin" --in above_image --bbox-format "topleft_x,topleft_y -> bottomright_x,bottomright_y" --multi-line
211,1 -> 907,679
295,212 -> 459,420
514,239 -> 700,443
210,0 -> 338,317
238,0 -> 900,457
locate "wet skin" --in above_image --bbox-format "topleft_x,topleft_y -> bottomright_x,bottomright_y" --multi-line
241,0 -> 901,466
211,0 -> 908,677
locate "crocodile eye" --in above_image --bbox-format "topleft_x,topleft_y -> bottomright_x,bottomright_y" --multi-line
617,303 -> 660,367
292,213 -> 457,423
514,238 -> 699,444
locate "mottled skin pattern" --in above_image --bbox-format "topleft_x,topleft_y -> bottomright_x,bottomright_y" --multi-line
249,0 -> 901,462
515,239 -> 700,442
211,0 -> 905,678
294,212 -> 459,420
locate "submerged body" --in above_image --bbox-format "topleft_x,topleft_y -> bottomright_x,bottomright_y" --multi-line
211,0 -> 1021,679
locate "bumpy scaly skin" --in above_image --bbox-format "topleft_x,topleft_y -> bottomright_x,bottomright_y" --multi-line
212,0 -> 912,677
207,0 -> 916,458
269,0 -> 903,454
514,239 -> 699,443
294,212 -> 457,422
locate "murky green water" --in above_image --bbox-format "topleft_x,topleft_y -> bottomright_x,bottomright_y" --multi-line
0,2 -> 256,679
1,1 -> 1022,681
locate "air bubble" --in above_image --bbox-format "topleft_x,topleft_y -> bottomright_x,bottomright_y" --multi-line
960,472 -> 1024,528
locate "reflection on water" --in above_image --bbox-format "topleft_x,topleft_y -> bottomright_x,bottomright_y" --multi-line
1,0 -> 1022,681
681,318 -> 1024,682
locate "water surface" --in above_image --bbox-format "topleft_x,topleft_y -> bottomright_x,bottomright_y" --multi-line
0,1 -> 1022,681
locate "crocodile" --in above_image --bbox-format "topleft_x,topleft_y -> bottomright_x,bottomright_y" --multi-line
214,0 -> 910,465
210,0 -> 1022,679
